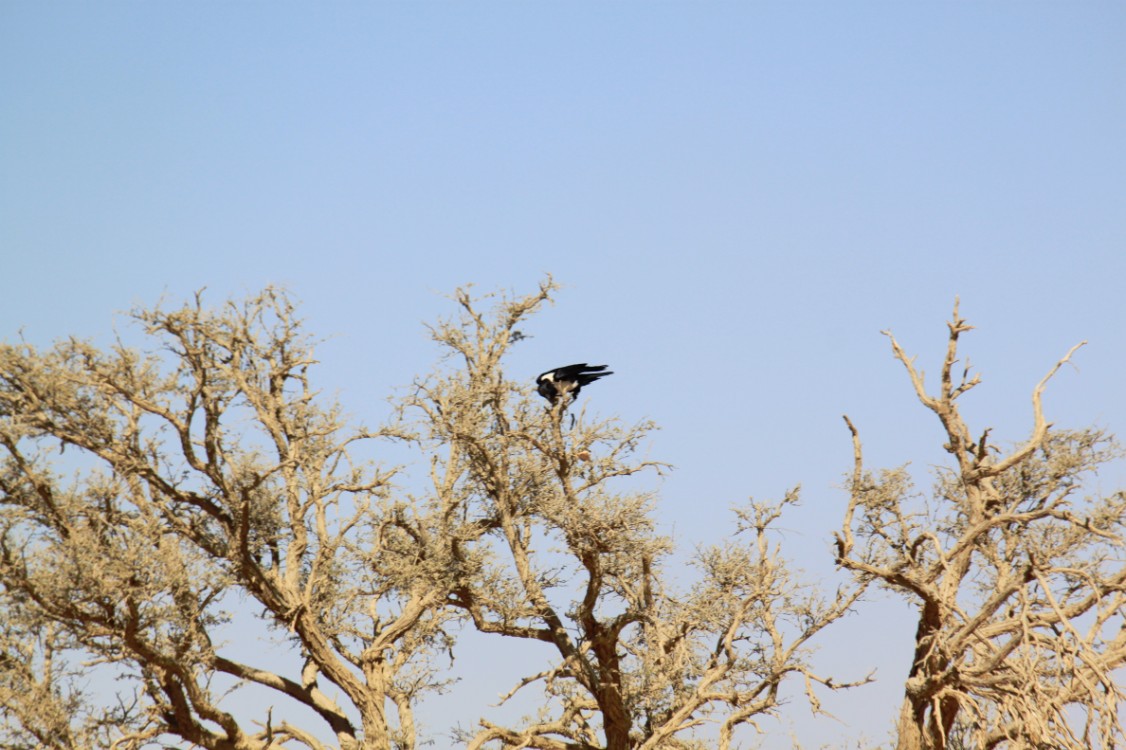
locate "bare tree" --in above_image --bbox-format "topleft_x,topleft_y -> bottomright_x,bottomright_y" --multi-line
400,281 -> 867,750
835,302 -> 1126,750
0,289 -> 455,750
0,281 -> 867,750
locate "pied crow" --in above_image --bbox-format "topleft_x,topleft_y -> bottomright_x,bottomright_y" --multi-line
536,363 -> 613,404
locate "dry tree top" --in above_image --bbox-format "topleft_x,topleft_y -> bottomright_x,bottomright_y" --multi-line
836,302 -> 1126,750
0,282 -> 865,750
1,286 -> 1121,750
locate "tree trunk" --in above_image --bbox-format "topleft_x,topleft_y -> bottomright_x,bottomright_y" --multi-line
896,697 -> 927,750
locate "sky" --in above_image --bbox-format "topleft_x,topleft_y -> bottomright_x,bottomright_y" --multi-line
2,2 -> 1125,747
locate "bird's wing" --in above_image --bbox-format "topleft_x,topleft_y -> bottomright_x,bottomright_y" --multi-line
550,363 -> 608,379
576,370 -> 613,386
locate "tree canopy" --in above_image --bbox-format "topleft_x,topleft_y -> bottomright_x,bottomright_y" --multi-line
1,284 -> 1122,750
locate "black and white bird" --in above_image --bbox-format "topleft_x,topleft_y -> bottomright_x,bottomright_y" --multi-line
536,363 -> 613,405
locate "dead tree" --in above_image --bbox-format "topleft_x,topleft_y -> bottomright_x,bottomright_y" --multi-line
835,302 -> 1126,750
0,289 -> 454,750
1,282 -> 868,750
401,280 -> 868,750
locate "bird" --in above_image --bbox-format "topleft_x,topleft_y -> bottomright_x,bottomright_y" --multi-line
536,363 -> 613,404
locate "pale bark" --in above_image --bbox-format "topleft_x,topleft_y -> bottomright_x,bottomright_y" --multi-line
837,302 -> 1126,750
0,289 -> 452,749
409,282 -> 869,749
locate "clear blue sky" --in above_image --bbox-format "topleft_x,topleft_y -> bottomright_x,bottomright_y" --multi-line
2,3 -> 1124,747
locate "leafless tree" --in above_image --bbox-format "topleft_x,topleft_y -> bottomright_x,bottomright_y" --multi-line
0,280 -> 888,749
398,281 -> 867,750
835,302 -> 1126,750
0,289 -> 454,750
